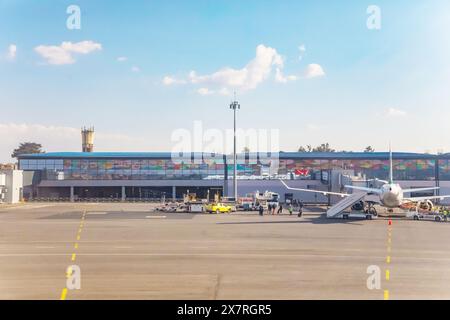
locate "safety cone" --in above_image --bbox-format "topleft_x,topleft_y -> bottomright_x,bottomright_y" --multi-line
388,219 -> 392,226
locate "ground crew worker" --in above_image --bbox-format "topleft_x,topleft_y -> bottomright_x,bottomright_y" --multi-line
288,204 -> 293,215
443,207 -> 450,220
298,200 -> 304,217
277,204 -> 283,214
259,205 -> 264,216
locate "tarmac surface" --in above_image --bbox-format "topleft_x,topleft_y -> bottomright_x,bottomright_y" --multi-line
1,202 -> 450,300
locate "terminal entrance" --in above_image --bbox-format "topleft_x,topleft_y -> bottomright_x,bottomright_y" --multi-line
125,186 -> 172,200
74,187 -> 122,200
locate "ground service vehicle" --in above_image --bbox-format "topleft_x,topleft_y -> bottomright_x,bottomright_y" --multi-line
206,203 -> 233,214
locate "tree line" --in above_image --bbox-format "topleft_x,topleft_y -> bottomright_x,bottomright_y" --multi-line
9,142 -> 375,160
297,143 -> 375,153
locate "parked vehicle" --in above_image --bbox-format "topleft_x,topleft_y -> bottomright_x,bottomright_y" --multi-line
406,210 -> 446,222
206,203 -> 233,214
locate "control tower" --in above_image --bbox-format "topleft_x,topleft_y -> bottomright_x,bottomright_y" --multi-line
81,126 -> 95,152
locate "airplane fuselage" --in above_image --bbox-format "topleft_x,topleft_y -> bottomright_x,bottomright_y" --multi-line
379,183 -> 404,208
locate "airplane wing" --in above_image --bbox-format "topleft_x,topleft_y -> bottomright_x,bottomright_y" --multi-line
344,185 -> 382,194
279,179 -> 350,197
402,187 -> 440,194
404,195 -> 450,202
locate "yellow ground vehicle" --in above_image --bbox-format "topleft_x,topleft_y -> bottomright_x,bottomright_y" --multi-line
206,203 -> 233,214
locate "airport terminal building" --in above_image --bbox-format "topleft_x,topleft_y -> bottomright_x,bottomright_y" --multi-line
17,151 -> 450,204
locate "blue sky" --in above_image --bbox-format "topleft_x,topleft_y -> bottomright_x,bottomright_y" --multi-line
1,0 -> 450,162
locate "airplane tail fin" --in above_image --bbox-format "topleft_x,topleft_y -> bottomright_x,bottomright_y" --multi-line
389,143 -> 394,184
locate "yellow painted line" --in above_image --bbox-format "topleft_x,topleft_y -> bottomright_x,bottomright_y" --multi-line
388,238 -> 392,244
60,288 -> 68,300
60,211 -> 86,300
386,256 -> 391,263
386,270 -> 390,281
387,246 -> 391,252
384,290 -> 389,300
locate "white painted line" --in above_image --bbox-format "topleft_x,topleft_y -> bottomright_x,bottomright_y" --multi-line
87,212 -> 108,215
145,216 -> 166,219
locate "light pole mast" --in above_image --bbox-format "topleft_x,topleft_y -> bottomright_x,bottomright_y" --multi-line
229,95 -> 240,201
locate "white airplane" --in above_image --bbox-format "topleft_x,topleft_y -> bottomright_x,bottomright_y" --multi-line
280,149 -> 450,210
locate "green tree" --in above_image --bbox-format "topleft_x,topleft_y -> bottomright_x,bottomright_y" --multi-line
313,143 -> 335,153
298,145 -> 312,152
11,142 -> 44,158
298,143 -> 335,153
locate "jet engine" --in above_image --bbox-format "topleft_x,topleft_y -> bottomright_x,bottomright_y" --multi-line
417,200 -> 434,211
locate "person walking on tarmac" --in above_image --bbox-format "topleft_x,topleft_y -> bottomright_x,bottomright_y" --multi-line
269,203 -> 275,215
277,204 -> 283,214
298,200 -> 304,217
259,205 -> 264,216
288,204 -> 293,215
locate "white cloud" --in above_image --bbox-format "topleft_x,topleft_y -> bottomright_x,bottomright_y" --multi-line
386,108 -> 407,117
304,63 -> 325,78
131,66 -> 140,72
117,56 -> 127,62
162,44 -> 325,94
164,44 -> 288,93
34,41 -> 102,65
197,87 -> 214,96
188,44 -> 284,91
275,68 -> 298,83
60,41 -> 101,54
196,87 -> 231,96
7,44 -> 16,60
298,44 -> 306,61
162,76 -> 186,86
217,87 -> 231,96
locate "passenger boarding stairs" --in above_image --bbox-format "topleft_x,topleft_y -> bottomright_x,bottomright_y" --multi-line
326,192 -> 366,218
